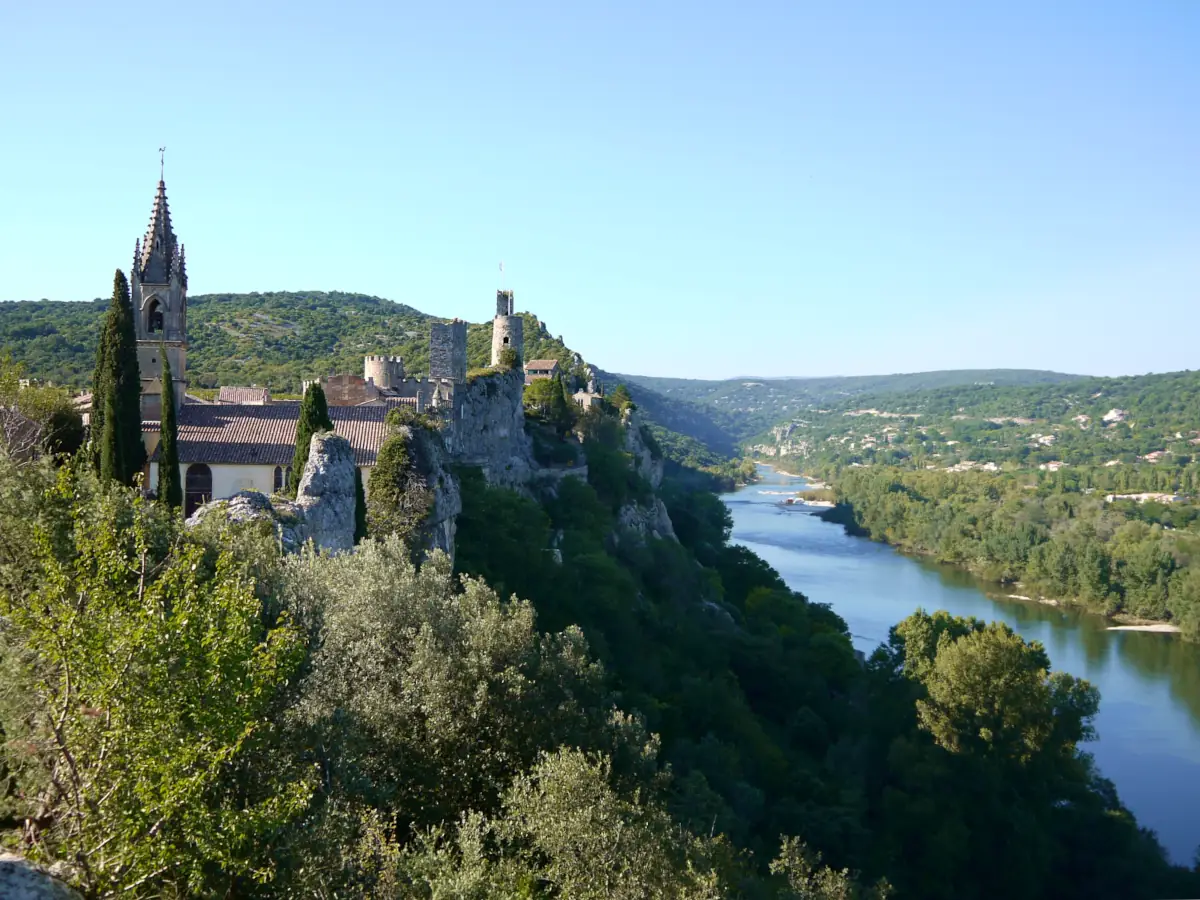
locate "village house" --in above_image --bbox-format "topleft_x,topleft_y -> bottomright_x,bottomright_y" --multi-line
524,359 -> 560,382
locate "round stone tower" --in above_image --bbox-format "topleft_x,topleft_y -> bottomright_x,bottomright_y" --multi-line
490,289 -> 524,367
364,354 -> 404,388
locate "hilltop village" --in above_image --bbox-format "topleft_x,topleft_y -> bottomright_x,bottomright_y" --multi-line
80,176 -> 659,550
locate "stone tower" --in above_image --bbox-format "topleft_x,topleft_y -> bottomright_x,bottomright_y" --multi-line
429,319 -> 467,383
130,177 -> 187,419
490,289 -> 523,367
364,354 -> 405,388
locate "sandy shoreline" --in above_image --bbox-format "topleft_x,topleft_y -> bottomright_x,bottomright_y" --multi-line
1106,623 -> 1182,633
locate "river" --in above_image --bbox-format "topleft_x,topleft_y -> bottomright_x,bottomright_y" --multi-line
722,466 -> 1200,864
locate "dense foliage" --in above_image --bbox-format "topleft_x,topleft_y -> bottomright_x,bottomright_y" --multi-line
0,357 -> 83,460
821,466 -> 1200,636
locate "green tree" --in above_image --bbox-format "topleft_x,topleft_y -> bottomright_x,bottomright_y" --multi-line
0,468 -> 312,896
354,465 -> 368,543
366,431 -> 431,548
288,381 -> 333,495
92,270 -> 145,484
157,351 -> 182,508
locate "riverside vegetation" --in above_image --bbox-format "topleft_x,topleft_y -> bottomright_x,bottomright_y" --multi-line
708,369 -> 1200,637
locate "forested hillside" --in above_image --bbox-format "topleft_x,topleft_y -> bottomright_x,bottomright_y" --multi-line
0,292 -> 580,391
619,369 -> 1079,445
761,369 -> 1200,471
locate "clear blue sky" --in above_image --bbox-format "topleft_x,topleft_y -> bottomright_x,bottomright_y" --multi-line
2,2 -> 1197,379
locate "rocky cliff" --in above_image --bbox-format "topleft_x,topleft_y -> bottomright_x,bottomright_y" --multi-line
446,369 -> 536,490
614,410 -> 677,543
404,425 -> 462,558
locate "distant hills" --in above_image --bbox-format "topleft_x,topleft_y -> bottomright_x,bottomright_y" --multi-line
0,292 -> 579,391
613,369 -> 1082,452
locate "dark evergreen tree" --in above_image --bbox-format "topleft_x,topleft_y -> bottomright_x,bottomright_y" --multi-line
99,389 -> 119,483
354,466 -> 368,544
89,310 -> 111,471
93,271 -> 145,484
288,382 -> 333,496
157,352 -> 182,508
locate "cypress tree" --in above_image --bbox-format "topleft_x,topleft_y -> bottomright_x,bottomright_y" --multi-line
99,390 -> 119,483
93,271 -> 145,484
111,271 -> 145,483
288,382 -> 334,496
90,311 -> 112,471
354,466 -> 368,544
157,351 -> 182,508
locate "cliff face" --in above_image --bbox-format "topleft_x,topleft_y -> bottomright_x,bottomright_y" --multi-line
406,425 -> 461,559
615,410 -> 677,543
446,369 -> 536,491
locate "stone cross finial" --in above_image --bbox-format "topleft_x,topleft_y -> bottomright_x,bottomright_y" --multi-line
159,146 -> 166,180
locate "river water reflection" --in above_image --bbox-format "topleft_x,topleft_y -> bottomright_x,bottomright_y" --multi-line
722,466 -> 1200,864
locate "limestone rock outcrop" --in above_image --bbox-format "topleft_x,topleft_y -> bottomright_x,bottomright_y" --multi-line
445,369 -> 536,490
0,854 -> 83,900
186,432 -> 358,553
614,410 -> 677,543
293,432 -> 357,552
623,409 -> 665,490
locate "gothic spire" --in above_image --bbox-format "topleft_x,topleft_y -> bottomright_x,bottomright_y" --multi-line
137,179 -> 178,284
170,243 -> 188,289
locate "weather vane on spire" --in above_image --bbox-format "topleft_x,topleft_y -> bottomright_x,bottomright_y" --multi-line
159,146 -> 166,180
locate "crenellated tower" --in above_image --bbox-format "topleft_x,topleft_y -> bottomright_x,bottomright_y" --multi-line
130,177 -> 188,419
490,289 -> 523,367
364,354 -> 405,388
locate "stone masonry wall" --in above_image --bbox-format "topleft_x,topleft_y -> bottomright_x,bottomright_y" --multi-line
429,321 -> 467,383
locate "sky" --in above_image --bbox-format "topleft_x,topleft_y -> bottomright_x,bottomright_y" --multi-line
1,2 -> 1198,380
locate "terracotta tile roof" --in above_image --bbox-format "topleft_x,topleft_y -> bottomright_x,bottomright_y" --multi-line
217,386 -> 271,404
148,403 -> 392,466
525,359 -> 560,371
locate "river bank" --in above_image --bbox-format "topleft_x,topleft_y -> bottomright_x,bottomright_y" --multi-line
724,466 -> 1200,863
758,462 -> 1191,637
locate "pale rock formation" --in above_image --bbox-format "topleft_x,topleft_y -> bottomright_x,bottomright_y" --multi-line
0,854 -> 83,900
186,432 -> 358,553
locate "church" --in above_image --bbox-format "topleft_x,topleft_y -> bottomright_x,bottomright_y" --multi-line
127,175 -> 523,516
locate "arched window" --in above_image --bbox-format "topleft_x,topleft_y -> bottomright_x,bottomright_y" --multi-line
184,464 -> 212,517
147,299 -> 164,334
502,335 -> 510,345
273,465 -> 284,493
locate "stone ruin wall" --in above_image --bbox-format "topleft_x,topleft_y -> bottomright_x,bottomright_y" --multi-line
429,321 -> 467,383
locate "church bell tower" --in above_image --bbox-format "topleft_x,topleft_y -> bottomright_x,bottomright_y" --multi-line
130,174 -> 188,419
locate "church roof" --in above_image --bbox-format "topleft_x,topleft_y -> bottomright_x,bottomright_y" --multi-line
137,180 -> 181,285
147,403 -> 393,466
217,386 -> 271,404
